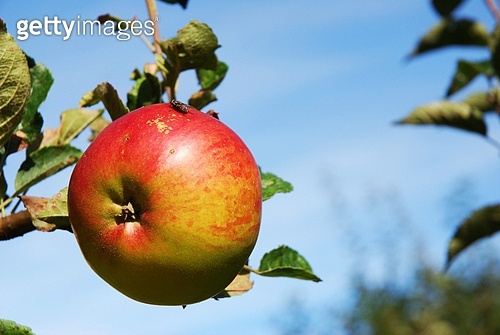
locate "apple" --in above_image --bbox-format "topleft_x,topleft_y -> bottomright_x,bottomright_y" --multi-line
67,102 -> 262,306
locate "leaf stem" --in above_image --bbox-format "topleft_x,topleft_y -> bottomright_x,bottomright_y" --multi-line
243,264 -> 260,275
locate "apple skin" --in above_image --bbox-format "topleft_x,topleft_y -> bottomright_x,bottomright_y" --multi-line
67,102 -> 262,306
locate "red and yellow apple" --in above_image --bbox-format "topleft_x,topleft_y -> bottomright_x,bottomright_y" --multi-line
67,102 -> 262,306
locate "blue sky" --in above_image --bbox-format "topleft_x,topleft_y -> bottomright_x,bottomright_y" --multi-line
2,1 -> 500,334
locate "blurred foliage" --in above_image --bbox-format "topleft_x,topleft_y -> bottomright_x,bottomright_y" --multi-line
277,263 -> 500,335
343,265 -> 500,335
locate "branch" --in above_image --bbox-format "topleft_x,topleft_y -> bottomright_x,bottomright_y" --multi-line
145,0 -> 175,101
0,210 -> 35,241
485,0 -> 500,21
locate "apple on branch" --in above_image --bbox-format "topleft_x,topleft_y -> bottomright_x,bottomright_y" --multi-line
67,102 -> 262,306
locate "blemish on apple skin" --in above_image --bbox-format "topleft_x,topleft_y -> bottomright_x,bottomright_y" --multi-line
169,148 -> 175,154
146,118 -> 172,135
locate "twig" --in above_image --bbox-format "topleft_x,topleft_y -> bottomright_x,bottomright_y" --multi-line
145,0 -> 175,101
145,0 -> 162,55
0,210 -> 34,241
485,0 -> 500,21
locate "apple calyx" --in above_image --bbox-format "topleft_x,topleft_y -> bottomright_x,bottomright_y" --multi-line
115,201 -> 141,224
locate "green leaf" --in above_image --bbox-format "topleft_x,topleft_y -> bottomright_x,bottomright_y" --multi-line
127,73 -> 162,111
188,90 -> 217,110
0,19 -> 31,148
158,0 -> 189,8
21,62 -> 53,145
196,61 -> 228,91
177,20 -> 220,71
446,60 -> 494,96
80,82 -> 129,121
432,0 -> 465,17
88,115 -> 111,142
21,188 -> 70,232
0,319 -> 35,335
396,101 -> 487,136
55,108 -> 104,145
255,245 -> 321,282
15,145 -> 82,196
260,169 -> 293,201
446,205 -> 500,269
462,89 -> 500,113
410,19 -> 490,57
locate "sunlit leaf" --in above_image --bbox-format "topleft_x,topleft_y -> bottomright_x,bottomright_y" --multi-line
0,319 -> 35,335
432,0 -> 465,17
88,116 -> 110,142
255,245 -> 321,282
446,60 -> 494,96
80,82 -> 129,121
0,19 -> 31,148
57,109 -> 104,145
410,19 -> 490,57
21,188 -> 70,232
462,89 -> 500,113
446,205 -> 500,269
214,266 -> 253,299
15,145 -> 81,196
260,169 -> 293,201
396,101 -> 487,136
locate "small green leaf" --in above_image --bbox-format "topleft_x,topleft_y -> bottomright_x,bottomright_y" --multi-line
21,62 -> 53,145
196,61 -> 228,91
396,101 -> 487,136
260,169 -> 293,201
177,20 -> 220,71
127,73 -> 162,111
57,108 -> 104,145
446,60 -> 494,96
80,82 -> 129,121
15,145 -> 82,196
432,0 -> 465,17
188,90 -> 217,110
0,19 -> 31,148
21,188 -> 71,232
0,319 -> 35,335
256,245 -> 321,282
158,0 -> 188,8
446,205 -> 500,269
410,19 -> 490,57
